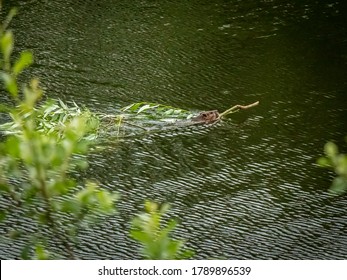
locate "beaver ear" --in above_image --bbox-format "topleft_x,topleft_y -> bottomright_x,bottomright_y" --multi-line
202,113 -> 207,118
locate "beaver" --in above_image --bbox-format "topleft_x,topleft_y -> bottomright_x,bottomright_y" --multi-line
190,110 -> 220,124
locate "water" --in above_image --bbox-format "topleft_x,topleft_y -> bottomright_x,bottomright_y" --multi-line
1,0 -> 347,259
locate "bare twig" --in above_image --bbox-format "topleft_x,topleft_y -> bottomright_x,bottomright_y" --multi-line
219,101 -> 259,119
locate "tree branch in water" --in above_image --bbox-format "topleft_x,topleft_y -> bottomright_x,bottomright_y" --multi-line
219,101 -> 259,119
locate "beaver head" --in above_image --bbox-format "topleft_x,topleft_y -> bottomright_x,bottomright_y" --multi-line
191,110 -> 219,124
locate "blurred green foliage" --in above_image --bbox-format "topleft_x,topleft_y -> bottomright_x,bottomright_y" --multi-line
130,201 -> 194,260
317,138 -> 347,195
0,8 -> 117,259
0,8 -> 193,260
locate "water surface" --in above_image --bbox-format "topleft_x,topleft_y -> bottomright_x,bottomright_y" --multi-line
1,0 -> 347,259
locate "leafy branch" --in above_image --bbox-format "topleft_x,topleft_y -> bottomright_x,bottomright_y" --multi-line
317,138 -> 347,195
130,201 -> 194,260
0,8 -> 117,259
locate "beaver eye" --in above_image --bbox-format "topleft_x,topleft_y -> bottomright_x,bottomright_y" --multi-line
202,113 -> 207,118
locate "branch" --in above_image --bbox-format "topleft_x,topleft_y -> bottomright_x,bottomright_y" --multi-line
219,101 -> 259,118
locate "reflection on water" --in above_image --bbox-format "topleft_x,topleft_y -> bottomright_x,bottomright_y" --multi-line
1,0 -> 347,259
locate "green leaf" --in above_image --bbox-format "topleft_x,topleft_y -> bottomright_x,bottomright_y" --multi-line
329,176 -> 347,195
4,136 -> 20,157
13,51 -> 33,75
160,219 -> 177,236
77,183 -> 96,205
166,240 -> 181,256
144,200 -> 158,213
0,183 -> 10,192
0,30 -> 14,62
335,155 -> 347,176
0,103 -> 12,112
137,104 -> 151,114
73,158 -> 88,169
324,142 -> 338,157
160,203 -> 170,214
317,157 -> 331,168
59,99 -> 68,110
173,109 -> 182,114
164,109 -> 174,115
2,8 -> 18,30
130,201 -> 194,260
59,199 -> 81,213
19,141 -> 34,164
35,244 -> 49,260
23,79 -> 43,106
0,72 -> 18,97
96,190 -> 117,212
50,179 -> 76,196
130,230 -> 151,243
122,102 -> 143,112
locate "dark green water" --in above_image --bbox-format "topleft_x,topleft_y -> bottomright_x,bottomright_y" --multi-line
1,0 -> 347,259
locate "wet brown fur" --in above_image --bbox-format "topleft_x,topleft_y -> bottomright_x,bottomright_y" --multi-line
190,110 -> 220,124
